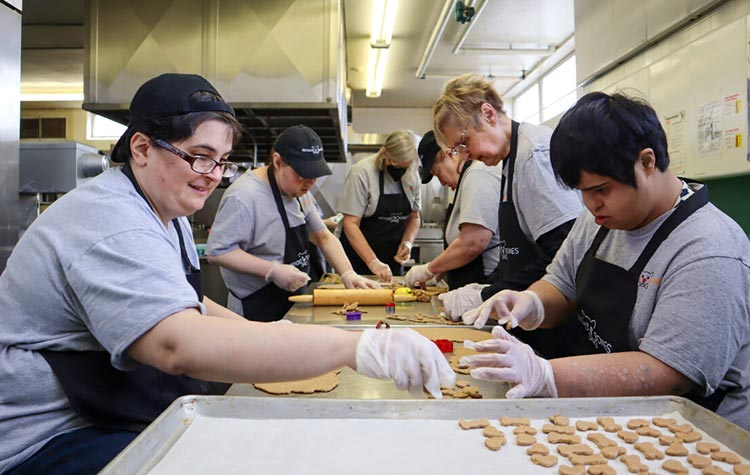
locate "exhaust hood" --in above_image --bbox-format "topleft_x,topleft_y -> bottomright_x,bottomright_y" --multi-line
83,0 -> 349,164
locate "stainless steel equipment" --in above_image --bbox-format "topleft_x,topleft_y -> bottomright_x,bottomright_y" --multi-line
20,141 -> 109,193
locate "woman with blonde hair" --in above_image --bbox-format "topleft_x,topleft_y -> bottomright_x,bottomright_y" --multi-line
338,130 -> 421,281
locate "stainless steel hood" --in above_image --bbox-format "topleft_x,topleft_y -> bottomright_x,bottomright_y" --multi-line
82,0 -> 348,163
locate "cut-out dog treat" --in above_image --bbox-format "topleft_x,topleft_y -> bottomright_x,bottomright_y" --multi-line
636,426 -> 662,438
626,419 -> 650,430
687,453 -> 712,469
620,454 -> 649,474
459,418 -> 490,430
600,445 -> 626,459
576,421 -> 599,432
667,423 -> 694,434
516,433 -> 537,446
588,433 -> 618,449
662,459 -> 689,474
500,416 -> 530,426
544,424 -> 576,435
550,414 -> 571,426
712,451 -> 742,465
527,443 -> 550,456
596,417 -> 622,432
652,417 -> 677,428
658,434 -> 679,446
569,454 -> 608,466
455,380 -> 470,388
588,464 -> 616,475
558,444 -> 595,457
514,426 -> 538,435
485,436 -> 506,451
482,426 -> 504,438
703,466 -> 733,475
676,430 -> 702,443
665,442 -> 688,456
617,430 -> 639,444
634,442 -> 665,460
734,464 -> 750,475
548,433 -> 582,444
696,442 -> 721,454
559,465 -> 586,475
531,453 -> 559,468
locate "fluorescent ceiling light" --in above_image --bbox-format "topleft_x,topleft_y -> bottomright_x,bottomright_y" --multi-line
21,92 -> 84,102
366,47 -> 389,98
370,0 -> 399,47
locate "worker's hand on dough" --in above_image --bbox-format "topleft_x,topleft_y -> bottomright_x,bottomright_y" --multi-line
341,270 -> 381,289
367,258 -> 393,282
394,241 -> 412,264
355,328 -> 456,398
461,289 -> 545,330
437,283 -> 488,321
265,262 -> 310,292
404,263 -> 434,288
460,326 -> 557,399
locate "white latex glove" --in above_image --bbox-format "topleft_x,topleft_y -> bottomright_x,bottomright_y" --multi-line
460,326 -> 558,399
265,262 -> 310,292
461,289 -> 545,330
394,241 -> 412,264
355,328 -> 456,398
341,270 -> 381,289
437,283 -> 488,321
404,263 -> 434,288
367,258 -> 393,282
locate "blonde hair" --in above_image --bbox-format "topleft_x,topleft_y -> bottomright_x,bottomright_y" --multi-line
375,130 -> 418,170
432,73 -> 506,148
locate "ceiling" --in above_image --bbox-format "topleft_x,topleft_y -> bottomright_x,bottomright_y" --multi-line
19,0 -> 574,159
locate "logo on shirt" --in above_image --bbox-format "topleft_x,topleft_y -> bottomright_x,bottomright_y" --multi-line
498,240 -> 520,261
290,250 -> 310,269
379,213 -> 409,224
577,310 -> 613,353
637,271 -> 661,289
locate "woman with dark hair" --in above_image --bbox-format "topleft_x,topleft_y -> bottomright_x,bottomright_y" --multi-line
0,73 -> 454,475
207,125 -> 380,322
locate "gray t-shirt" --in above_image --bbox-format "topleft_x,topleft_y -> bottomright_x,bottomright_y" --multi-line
505,123 -> 583,241
0,167 -> 204,472
543,184 -> 750,428
206,169 -> 325,311
337,154 -> 421,218
445,161 -> 502,274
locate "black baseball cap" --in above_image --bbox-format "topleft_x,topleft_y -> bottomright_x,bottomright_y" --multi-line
274,125 -> 332,179
418,130 -> 442,184
110,73 -> 235,162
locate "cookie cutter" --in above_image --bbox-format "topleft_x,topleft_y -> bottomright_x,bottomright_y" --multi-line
375,320 -> 390,329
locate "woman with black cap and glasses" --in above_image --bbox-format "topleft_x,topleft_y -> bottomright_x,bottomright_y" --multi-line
207,125 -> 380,322
0,73 -> 454,475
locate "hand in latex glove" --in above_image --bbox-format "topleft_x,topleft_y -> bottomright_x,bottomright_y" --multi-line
341,270 -> 381,289
367,258 -> 393,282
438,283 -> 488,321
356,328 -> 456,397
265,262 -> 310,292
394,241 -> 412,264
461,289 -> 545,330
404,263 -> 434,288
460,326 -> 557,399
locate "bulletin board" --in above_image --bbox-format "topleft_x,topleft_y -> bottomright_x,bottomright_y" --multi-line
606,16 -> 750,179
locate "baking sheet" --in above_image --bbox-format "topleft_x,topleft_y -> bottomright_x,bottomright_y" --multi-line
101,396 -> 750,474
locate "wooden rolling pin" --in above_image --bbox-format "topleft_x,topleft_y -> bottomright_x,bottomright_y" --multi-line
288,288 -> 415,305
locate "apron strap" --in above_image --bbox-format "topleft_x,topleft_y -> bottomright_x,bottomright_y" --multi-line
501,120 -> 520,203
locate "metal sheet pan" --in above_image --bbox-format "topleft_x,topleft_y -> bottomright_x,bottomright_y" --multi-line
101,396 -> 750,474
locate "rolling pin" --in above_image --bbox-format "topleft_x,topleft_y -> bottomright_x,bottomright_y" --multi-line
288,288 -> 416,305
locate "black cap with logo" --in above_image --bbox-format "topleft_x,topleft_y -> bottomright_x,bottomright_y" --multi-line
418,130 -> 442,184
274,125 -> 332,179
110,73 -> 235,162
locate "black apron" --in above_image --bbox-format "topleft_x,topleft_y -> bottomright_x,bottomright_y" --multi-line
494,121 -> 559,356
40,162 -> 229,433
235,166 -> 311,322
444,161 -> 493,289
341,170 -> 411,276
570,182 -> 725,410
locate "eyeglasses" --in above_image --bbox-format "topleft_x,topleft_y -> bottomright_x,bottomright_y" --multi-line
151,138 -> 238,178
449,127 -> 468,159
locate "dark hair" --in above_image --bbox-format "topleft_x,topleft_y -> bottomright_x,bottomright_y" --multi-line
118,91 -> 243,161
550,92 -> 669,188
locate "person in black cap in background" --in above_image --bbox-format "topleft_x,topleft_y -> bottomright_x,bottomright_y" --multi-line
0,73 -> 454,475
404,131 -> 502,290
207,125 -> 380,322
338,130 -> 422,282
